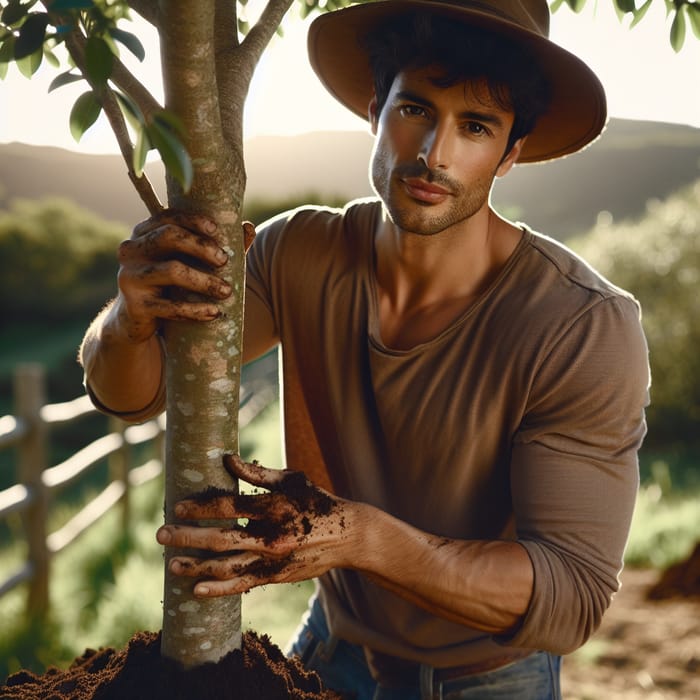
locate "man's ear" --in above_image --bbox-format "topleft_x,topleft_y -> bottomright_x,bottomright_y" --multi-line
496,136 -> 527,178
368,96 -> 379,135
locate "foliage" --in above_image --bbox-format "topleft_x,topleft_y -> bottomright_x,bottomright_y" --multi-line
552,0 -> 700,51
625,484 -> 700,568
0,0 -> 373,208
0,0 -> 191,196
242,191 -> 348,226
0,197 -> 126,323
571,179 -> 700,449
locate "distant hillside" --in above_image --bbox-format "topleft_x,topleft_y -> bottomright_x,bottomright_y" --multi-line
1,119 -> 698,238
492,119 -> 700,238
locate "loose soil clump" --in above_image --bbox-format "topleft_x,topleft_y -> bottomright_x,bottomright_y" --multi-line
1,630 -> 341,700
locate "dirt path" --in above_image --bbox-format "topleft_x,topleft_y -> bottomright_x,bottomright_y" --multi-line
561,568 -> 700,700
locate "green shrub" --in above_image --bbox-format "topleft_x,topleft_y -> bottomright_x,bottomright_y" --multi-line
572,180 -> 700,449
0,198 -> 126,324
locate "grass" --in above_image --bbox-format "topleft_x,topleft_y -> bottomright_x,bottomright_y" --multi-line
0,398 -> 698,681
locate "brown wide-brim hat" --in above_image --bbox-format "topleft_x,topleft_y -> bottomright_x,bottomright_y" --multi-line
307,0 -> 607,163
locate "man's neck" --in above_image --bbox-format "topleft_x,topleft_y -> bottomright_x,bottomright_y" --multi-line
373,207 -> 521,349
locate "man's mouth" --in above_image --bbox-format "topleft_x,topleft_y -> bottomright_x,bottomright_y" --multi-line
402,177 -> 451,204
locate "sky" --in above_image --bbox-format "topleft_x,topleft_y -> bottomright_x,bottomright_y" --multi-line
0,1 -> 699,154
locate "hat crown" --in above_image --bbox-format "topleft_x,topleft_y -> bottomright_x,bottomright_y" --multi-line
427,0 -> 549,37
308,0 -> 606,162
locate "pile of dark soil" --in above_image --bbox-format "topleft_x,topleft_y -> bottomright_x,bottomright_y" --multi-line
0,631 -> 341,700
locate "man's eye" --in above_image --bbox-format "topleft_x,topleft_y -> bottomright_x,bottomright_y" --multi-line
466,122 -> 488,136
399,104 -> 426,118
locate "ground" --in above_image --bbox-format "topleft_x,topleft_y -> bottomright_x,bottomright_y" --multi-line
2,567 -> 697,699
560,568 -> 700,700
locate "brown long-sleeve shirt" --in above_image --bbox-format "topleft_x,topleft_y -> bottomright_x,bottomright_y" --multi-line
244,199 -> 649,674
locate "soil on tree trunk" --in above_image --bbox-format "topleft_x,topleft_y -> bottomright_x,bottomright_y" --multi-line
0,631 -> 341,700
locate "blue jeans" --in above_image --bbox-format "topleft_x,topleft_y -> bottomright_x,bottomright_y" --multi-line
287,597 -> 562,700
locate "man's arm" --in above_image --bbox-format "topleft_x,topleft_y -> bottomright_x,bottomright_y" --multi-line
79,213 -> 272,419
79,298 -> 167,416
156,456 -> 534,637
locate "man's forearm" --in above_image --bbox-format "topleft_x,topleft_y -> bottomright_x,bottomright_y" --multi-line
357,504 -> 534,634
79,299 -> 165,416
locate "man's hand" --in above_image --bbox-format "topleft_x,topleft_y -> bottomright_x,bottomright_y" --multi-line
156,455 -> 358,597
79,210 -> 257,415
115,210 -> 256,344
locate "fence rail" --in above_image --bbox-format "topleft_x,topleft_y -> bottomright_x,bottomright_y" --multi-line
0,363 -> 167,618
0,352 -> 279,621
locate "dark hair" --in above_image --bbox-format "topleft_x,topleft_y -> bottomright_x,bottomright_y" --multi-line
362,13 -> 551,156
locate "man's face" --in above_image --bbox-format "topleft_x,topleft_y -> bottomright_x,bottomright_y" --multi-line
369,66 -> 521,236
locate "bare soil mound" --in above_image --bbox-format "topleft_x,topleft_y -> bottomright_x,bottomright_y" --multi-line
0,631 -> 340,700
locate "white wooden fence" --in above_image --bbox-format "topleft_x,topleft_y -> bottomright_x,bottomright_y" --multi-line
0,363 -> 166,621
0,353 -> 279,622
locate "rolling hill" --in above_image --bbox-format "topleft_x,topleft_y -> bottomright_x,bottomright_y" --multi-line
1,118 -> 698,239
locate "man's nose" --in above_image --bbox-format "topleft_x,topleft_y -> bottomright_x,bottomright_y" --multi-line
418,123 -> 452,170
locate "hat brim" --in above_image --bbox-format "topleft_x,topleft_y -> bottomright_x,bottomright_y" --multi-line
307,0 -> 607,163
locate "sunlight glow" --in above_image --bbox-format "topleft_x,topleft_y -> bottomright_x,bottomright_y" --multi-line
0,2 -> 697,154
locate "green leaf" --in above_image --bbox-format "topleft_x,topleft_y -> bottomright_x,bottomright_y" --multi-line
147,116 -> 193,192
48,69 -> 83,92
688,4 -> 700,40
108,26 -> 145,61
614,0 -> 636,13
629,0 -> 653,28
152,109 -> 186,138
14,12 -> 48,60
50,0 -> 94,10
69,89 -> 102,141
113,89 -> 144,129
16,46 -> 41,76
0,36 -> 15,63
84,34 -> 113,85
670,5 -> 686,52
0,61 -> 7,79
43,44 -> 59,67
2,1 -> 30,27
132,125 -> 151,177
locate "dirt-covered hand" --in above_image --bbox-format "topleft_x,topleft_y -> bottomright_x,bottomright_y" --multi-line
155,455 -> 358,597
114,210 -> 256,343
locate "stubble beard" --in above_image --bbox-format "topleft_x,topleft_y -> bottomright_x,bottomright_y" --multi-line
371,154 -> 493,237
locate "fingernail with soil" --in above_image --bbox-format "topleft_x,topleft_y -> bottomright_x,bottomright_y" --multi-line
156,527 -> 171,544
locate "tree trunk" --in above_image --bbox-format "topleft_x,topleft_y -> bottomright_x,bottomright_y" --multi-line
157,0 -> 247,667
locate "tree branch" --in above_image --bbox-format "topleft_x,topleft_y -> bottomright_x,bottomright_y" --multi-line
109,58 -> 163,121
214,0 -> 294,146
214,0 -> 245,148
100,88 -> 164,215
64,30 -> 162,123
241,0 -> 295,70
214,0 -> 240,51
63,29 -> 163,215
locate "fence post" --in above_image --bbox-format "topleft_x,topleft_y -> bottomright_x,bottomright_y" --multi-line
15,363 -> 50,620
108,416 -> 130,533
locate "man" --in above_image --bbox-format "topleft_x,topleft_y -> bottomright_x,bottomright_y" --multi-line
80,1 -> 650,698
